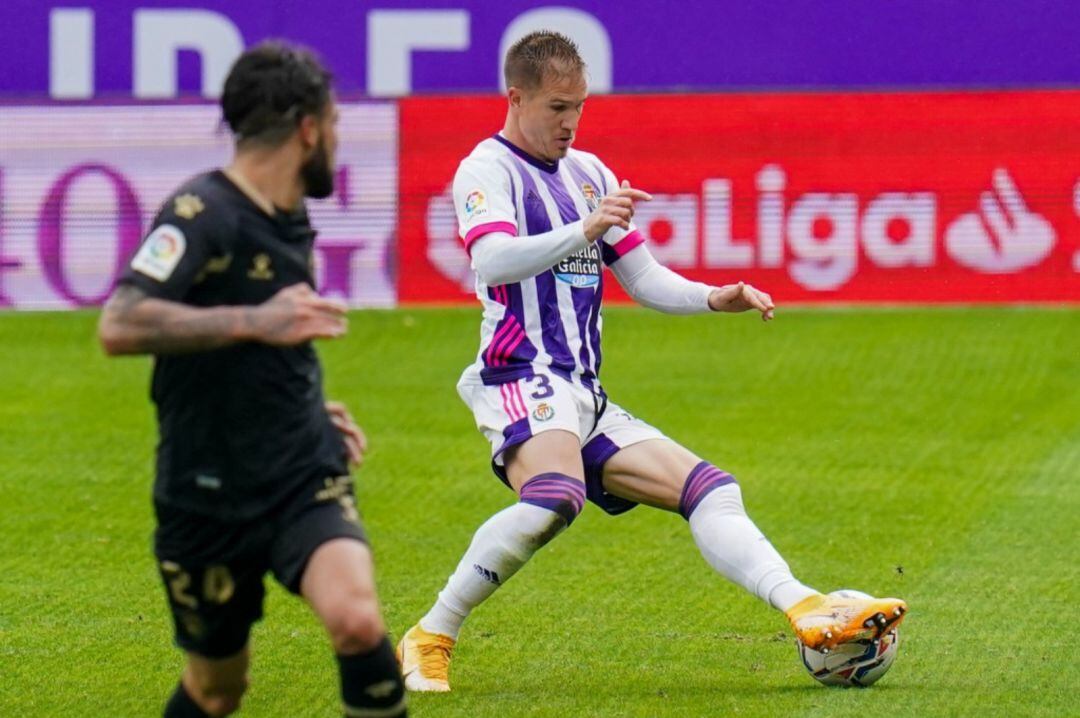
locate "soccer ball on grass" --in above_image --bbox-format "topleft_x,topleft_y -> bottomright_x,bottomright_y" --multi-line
797,589 -> 900,687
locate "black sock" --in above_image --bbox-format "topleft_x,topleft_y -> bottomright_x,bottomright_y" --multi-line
164,682 -> 211,718
337,636 -> 407,718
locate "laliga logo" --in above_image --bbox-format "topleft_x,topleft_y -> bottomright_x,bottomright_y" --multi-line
944,169 -> 1056,273
424,166 -> 1066,293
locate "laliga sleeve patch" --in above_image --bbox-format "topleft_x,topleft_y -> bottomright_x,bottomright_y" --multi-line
464,189 -> 489,220
131,224 -> 187,282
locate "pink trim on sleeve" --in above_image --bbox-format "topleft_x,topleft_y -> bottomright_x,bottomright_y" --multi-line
463,221 -> 518,255
609,229 -> 645,259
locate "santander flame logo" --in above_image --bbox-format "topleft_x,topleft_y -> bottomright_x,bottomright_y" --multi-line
944,169 -> 1056,273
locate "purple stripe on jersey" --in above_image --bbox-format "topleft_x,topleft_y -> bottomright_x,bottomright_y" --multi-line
563,157 -> 609,381
571,286 -> 597,390
534,273 -> 576,382
502,282 -> 538,366
679,462 -> 737,520
519,472 -> 586,525
538,166 -> 607,389
542,166 -> 604,388
537,171 -> 581,226
494,134 -> 559,174
562,160 -> 611,376
587,283 -> 604,382
564,156 -> 605,201
511,160 -> 576,381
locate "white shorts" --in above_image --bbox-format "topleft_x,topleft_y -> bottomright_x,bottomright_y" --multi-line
457,368 -> 667,514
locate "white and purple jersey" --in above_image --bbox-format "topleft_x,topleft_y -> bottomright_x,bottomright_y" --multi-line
454,134 -> 644,393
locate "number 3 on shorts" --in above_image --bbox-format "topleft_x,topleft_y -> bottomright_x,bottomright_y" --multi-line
529,374 -> 554,399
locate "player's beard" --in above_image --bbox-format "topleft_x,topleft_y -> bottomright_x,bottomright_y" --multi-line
301,136 -> 334,199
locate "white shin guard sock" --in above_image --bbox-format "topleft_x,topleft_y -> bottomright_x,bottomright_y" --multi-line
420,502 -> 568,639
688,483 -> 818,612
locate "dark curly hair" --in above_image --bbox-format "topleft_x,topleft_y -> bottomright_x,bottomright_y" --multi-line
221,41 -> 333,147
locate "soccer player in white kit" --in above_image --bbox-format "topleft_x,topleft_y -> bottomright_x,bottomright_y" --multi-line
397,31 -> 907,692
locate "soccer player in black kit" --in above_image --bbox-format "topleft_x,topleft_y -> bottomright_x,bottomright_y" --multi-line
98,43 -> 406,718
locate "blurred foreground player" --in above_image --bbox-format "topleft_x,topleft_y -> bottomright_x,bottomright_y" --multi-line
98,43 -> 405,718
398,31 -> 906,692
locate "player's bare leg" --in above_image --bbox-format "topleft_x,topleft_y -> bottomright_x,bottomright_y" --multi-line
601,439 -> 906,652
399,430 -> 586,692
166,648 -> 249,717
302,539 -> 406,717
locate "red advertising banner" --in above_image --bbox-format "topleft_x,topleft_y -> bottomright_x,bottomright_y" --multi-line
399,91 -> 1080,303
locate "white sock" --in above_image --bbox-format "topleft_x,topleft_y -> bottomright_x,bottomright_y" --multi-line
420,502 -> 568,639
688,483 -> 818,612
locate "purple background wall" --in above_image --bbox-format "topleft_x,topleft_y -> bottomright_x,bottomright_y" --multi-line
2,0 -> 1079,97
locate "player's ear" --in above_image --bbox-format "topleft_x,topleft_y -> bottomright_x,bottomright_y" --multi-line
297,113 -> 319,151
507,86 -> 523,109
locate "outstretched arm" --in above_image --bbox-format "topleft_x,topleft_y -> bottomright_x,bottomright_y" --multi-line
98,282 -> 347,356
610,243 -> 775,320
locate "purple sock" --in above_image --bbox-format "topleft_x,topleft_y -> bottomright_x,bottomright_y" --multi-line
679,462 -> 737,520
519,473 -> 586,525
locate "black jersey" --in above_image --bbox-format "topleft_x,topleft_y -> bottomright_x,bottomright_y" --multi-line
118,171 -> 348,521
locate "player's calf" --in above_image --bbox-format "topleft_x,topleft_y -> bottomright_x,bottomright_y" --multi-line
338,635 -> 408,718
400,473 -> 585,692
681,462 -> 820,610
164,649 -> 251,718
425,472 -> 585,639
164,682 -> 215,717
165,671 -> 247,718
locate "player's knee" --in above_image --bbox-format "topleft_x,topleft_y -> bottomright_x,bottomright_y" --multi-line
518,472 -> 586,539
325,597 -> 386,655
678,462 -> 738,520
188,674 -> 248,717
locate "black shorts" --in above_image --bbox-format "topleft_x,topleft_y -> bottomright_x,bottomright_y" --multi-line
153,474 -> 367,659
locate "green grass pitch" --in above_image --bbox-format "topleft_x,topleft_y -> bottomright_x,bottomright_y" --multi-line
1,306 -> 1078,716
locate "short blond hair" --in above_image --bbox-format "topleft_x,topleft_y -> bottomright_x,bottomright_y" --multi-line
503,31 -> 586,90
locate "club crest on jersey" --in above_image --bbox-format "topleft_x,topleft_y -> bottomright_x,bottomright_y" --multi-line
532,402 -> 555,422
581,183 -> 599,211
247,253 -> 274,280
131,224 -> 186,282
173,193 -> 205,220
554,243 -> 601,287
464,189 -> 489,220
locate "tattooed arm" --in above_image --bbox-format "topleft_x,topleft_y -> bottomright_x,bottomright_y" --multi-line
98,283 -> 347,356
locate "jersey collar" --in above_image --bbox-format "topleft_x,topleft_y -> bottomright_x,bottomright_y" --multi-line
220,167 -> 278,218
493,133 -> 560,174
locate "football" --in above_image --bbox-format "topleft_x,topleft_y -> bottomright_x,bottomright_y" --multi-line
797,590 -> 900,687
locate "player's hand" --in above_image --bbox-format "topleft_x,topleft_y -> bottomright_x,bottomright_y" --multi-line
245,283 -> 347,345
583,180 -> 652,242
326,400 -> 368,468
708,282 -> 775,321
